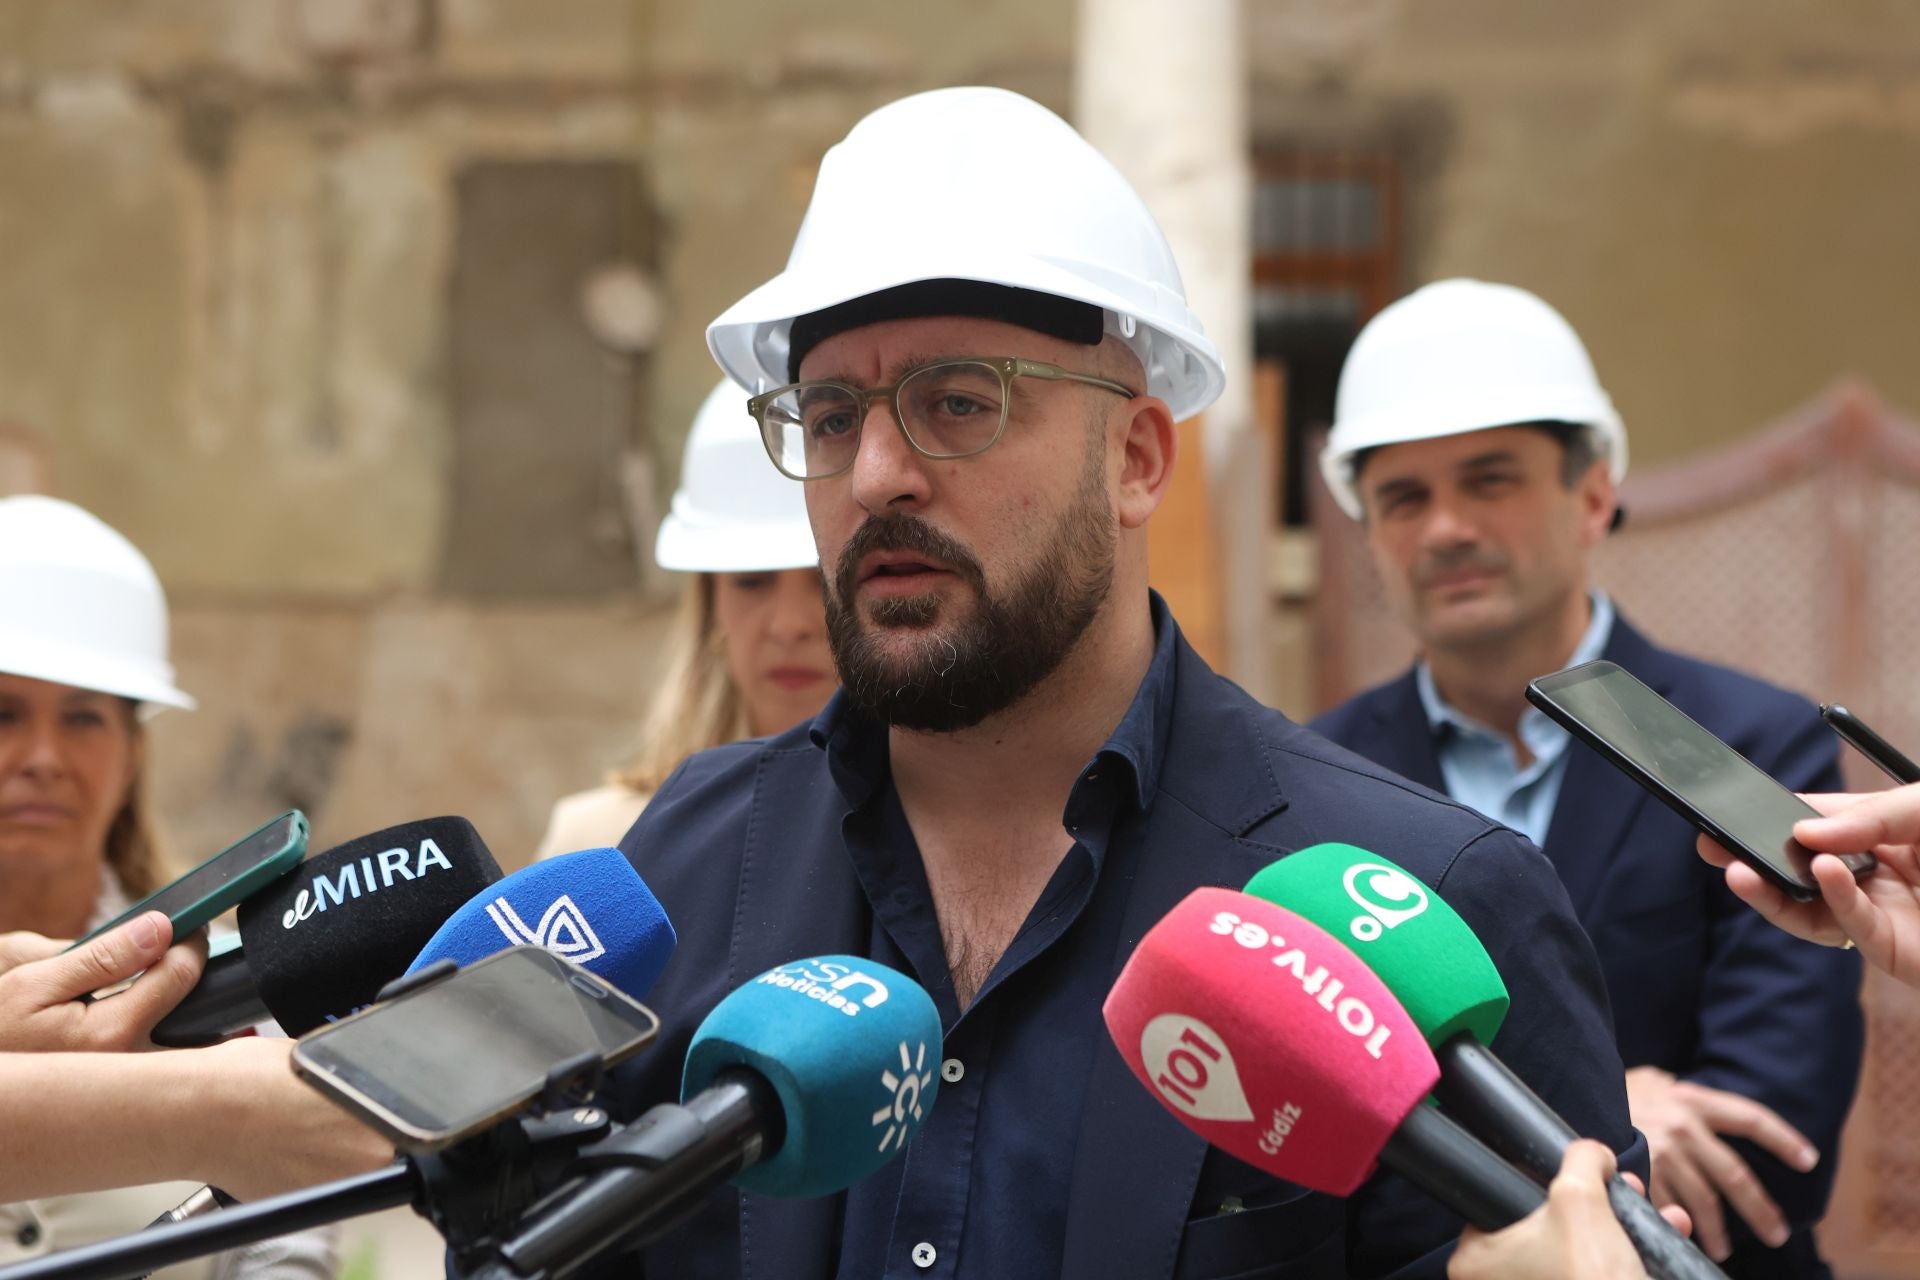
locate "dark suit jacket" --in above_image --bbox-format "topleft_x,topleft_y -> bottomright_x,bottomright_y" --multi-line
593,620 -> 1644,1279
1312,615 -> 1864,1279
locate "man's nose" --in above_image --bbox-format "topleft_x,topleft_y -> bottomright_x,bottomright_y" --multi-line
847,398 -> 934,515
1417,492 -> 1480,552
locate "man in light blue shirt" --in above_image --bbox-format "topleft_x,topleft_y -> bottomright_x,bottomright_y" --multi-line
1311,280 -> 1862,1280
1415,591 -> 1614,847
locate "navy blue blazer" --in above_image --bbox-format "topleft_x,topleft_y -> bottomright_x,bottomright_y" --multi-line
1312,615 -> 1864,1278
588,618 -> 1644,1279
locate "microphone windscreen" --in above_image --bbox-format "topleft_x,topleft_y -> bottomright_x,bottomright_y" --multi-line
236,816 -> 502,1034
1243,844 -> 1509,1047
682,955 -> 942,1198
403,847 -> 676,999
1103,887 -> 1438,1195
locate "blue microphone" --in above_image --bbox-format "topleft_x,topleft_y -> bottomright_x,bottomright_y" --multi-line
683,955 -> 940,1197
474,955 -> 941,1279
405,847 -> 676,999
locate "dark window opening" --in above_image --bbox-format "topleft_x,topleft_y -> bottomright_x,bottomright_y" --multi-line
1252,151 -> 1399,525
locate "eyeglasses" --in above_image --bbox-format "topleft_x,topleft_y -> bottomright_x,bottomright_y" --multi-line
748,356 -> 1139,480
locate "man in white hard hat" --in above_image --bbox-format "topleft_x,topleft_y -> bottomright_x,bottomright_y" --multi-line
589,94 -> 1639,1280
1311,279 -> 1862,1278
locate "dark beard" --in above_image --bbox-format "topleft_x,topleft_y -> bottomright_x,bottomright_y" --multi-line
824,448 -> 1116,733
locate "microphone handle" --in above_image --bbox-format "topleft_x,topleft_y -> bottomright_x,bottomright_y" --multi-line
476,1070 -> 779,1280
1381,1100 -> 1545,1230
151,948 -> 264,1048
1433,1035 -> 1727,1280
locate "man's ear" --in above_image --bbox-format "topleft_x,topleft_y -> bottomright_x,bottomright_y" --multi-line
1114,398 -> 1178,530
1576,460 -> 1618,548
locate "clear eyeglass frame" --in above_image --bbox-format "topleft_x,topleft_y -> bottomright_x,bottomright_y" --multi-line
747,355 -> 1139,481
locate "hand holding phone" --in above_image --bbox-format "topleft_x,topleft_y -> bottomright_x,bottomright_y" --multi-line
71,810 -> 309,951
0,912 -> 207,1052
1528,661 -> 1875,902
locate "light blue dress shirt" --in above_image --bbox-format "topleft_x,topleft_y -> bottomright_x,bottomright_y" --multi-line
1415,592 -> 1616,847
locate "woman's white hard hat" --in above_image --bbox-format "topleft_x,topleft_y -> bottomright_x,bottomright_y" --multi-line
1320,279 -> 1627,520
706,86 -> 1225,422
0,495 -> 196,711
654,379 -> 819,573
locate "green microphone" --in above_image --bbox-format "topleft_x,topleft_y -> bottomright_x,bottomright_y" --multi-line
1245,843 -> 1727,1280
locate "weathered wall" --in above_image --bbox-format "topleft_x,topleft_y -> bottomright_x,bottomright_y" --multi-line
0,0 -> 1077,863
5,0 -> 1919,853
1251,0 -> 1920,468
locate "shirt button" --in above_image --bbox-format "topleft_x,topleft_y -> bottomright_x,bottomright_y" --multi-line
941,1057 -> 965,1083
16,1221 -> 41,1248
912,1241 -> 937,1268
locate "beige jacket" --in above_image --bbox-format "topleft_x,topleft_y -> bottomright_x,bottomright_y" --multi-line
534,784 -> 651,862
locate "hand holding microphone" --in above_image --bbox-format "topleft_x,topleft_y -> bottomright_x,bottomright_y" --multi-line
143,841 -> 674,1220
1103,887 -> 1545,1227
1243,843 -> 1724,1280
1451,1141 -> 1654,1280
151,816 -> 506,1045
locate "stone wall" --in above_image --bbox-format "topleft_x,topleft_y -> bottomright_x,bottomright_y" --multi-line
5,0 -> 1918,853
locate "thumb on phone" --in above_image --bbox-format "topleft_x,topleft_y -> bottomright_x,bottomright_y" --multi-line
45,911 -> 181,1003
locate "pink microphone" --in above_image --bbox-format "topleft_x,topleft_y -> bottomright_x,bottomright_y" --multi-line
1103,887 -> 1544,1228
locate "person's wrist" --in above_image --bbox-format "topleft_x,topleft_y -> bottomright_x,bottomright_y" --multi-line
176,1044 -> 245,1187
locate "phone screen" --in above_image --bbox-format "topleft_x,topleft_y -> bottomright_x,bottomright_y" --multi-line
1532,662 -> 1823,889
294,947 -> 659,1148
75,810 -> 306,948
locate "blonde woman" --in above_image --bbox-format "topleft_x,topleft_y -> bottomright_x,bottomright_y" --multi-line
537,380 -> 832,857
0,496 -> 348,1278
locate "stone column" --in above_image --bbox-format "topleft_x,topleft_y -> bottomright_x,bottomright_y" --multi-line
1073,0 -> 1271,700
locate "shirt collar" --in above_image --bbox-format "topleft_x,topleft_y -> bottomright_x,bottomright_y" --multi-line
810,590 -> 1181,813
1416,590 -> 1616,739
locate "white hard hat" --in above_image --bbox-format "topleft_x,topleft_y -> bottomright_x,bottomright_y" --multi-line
654,379 -> 819,573
1320,279 -> 1627,520
0,496 -> 195,711
707,87 -> 1226,422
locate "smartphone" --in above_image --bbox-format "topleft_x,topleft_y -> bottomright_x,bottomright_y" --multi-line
72,809 -> 308,949
292,945 -> 661,1151
1527,661 -> 1876,901
1820,704 -> 1920,786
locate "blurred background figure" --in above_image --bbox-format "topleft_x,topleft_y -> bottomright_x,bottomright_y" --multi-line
0,495 -> 338,1278
0,496 -> 193,937
535,379 -> 831,857
1310,280 -> 1863,1277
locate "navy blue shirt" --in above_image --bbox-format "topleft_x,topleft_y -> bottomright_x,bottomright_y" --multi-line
829,599 -> 1176,1278
577,593 -> 1642,1280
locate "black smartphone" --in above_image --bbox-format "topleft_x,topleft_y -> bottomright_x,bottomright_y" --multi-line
71,810 -> 309,949
1820,704 -> 1920,786
291,946 -> 661,1151
1527,660 -> 1876,902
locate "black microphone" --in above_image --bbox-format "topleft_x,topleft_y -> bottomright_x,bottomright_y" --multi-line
474,954 -> 944,1280
152,817 -> 503,1045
